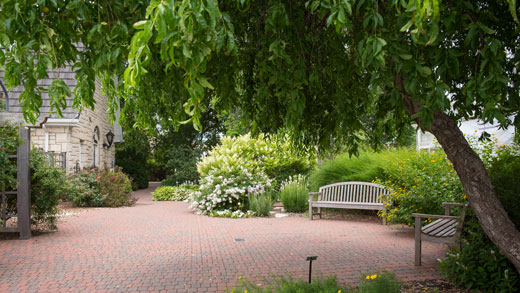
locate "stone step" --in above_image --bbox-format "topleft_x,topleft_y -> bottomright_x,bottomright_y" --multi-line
274,213 -> 289,218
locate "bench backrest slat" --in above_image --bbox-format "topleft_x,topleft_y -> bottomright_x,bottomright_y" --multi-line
318,182 -> 388,203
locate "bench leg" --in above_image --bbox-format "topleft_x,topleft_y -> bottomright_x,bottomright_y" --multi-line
309,202 -> 313,220
415,217 -> 422,266
318,207 -> 321,219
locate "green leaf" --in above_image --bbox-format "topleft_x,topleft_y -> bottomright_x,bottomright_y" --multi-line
133,20 -> 148,30
400,54 -> 413,60
508,0 -> 519,24
400,20 -> 413,32
197,76 -> 214,89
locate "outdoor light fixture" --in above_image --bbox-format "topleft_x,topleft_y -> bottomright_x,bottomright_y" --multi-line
103,131 -> 115,149
306,256 -> 318,283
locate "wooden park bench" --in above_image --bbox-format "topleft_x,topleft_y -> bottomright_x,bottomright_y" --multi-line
412,202 -> 468,266
308,182 -> 390,224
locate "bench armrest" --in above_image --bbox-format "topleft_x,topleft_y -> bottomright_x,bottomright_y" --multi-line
309,192 -> 321,202
412,213 -> 460,220
442,202 -> 468,216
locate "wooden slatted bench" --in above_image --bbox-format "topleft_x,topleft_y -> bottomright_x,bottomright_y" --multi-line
412,202 -> 468,266
308,182 -> 390,224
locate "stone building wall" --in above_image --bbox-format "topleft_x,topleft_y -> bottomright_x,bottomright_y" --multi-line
29,80 -> 115,173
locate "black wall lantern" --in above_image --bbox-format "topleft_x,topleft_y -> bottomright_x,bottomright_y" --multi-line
103,131 -> 115,149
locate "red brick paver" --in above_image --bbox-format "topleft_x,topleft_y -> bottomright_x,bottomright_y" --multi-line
1,183 -> 445,292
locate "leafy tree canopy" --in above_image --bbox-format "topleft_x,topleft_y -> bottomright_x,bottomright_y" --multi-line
1,0 -> 520,271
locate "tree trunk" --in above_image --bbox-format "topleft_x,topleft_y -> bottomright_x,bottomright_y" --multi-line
403,94 -> 520,271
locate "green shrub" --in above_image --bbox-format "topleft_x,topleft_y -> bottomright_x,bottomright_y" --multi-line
229,275 -> 349,293
190,168 -> 272,214
488,147 -> 520,229
66,169 -> 105,207
439,210 -> 519,291
357,272 -> 401,293
1,123 -> 64,230
30,149 -> 67,229
439,145 -> 520,292
191,134 -> 312,215
228,272 -> 401,292
280,176 -> 308,213
152,185 -> 192,201
146,158 -> 167,181
197,134 -> 313,189
309,149 -> 412,191
248,192 -> 273,216
377,150 -> 465,225
99,167 -> 134,207
163,145 -> 200,186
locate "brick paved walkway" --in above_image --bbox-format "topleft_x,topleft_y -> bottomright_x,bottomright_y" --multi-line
1,183 -> 445,292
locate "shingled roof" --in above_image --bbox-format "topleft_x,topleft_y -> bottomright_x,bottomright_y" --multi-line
0,65 -> 80,121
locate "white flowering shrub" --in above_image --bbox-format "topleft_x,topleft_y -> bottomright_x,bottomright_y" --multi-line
189,165 -> 272,214
189,134 -> 312,215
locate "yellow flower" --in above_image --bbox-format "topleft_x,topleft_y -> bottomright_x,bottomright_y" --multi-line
464,195 -> 467,200
370,274 -> 378,280
101,21 -> 108,25
338,290 -> 342,293
431,159 -> 436,163
244,290 -> 248,293
366,275 -> 370,280
238,275 -> 242,280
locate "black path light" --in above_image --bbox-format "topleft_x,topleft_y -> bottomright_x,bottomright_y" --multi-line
103,131 -> 115,148
306,256 -> 317,283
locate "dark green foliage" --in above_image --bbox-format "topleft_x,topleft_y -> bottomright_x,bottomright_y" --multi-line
488,149 -> 520,229
0,121 -> 20,192
439,210 -> 519,291
115,126 -> 150,190
29,149 -> 66,229
99,167 -> 134,207
146,158 -> 167,182
154,108 -> 226,186
280,183 -> 308,213
439,148 -> 520,291
163,145 -> 200,185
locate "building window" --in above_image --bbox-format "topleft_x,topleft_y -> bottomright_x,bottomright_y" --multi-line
93,126 -> 100,167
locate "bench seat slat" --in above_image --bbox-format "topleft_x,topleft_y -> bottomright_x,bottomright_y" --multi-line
312,201 -> 384,210
422,219 -> 458,237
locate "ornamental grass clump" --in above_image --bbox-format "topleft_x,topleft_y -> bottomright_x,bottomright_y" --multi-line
248,191 -> 273,217
280,175 -> 308,213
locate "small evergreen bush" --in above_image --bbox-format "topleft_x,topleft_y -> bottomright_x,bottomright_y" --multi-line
152,186 -> 192,201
